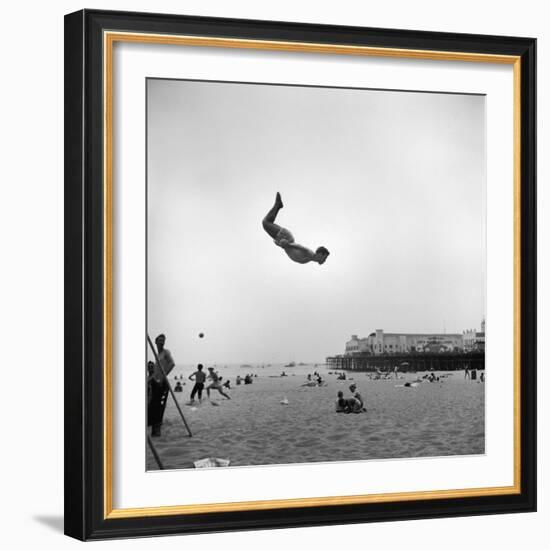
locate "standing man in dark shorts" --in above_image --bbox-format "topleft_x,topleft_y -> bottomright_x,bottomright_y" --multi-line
147,333 -> 175,437
188,364 -> 206,403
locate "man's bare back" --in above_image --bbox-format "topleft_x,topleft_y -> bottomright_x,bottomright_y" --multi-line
262,192 -> 329,265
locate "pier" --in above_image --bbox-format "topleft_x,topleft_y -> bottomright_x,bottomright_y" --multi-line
326,351 -> 485,372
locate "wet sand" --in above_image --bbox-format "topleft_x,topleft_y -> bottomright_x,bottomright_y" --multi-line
147,371 -> 485,470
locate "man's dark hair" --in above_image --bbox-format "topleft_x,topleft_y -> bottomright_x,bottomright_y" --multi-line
155,333 -> 166,342
316,246 -> 330,256
197,364 -> 203,370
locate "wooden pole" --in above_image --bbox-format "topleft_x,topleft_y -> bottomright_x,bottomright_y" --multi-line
147,433 -> 165,469
147,334 -> 192,437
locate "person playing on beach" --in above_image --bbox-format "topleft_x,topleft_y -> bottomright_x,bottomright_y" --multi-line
262,192 -> 330,265
464,365 -> 470,379
188,363 -> 206,403
206,367 -> 231,400
148,334 -> 176,437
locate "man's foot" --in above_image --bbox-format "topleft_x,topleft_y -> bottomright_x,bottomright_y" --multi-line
275,192 -> 283,209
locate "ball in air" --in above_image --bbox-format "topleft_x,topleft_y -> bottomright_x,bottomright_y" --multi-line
198,332 -> 204,338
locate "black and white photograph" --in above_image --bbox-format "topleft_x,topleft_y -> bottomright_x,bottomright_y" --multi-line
145,78 -> 486,470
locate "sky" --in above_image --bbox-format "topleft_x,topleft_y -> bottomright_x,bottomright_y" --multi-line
147,78 -> 486,365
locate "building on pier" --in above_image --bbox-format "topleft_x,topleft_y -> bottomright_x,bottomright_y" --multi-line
463,318 -> 485,352
345,330 -> 463,356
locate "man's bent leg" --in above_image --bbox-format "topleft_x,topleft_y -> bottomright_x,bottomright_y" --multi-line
217,387 -> 231,400
262,192 -> 284,239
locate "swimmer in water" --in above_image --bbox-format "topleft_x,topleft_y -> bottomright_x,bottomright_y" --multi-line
262,192 -> 330,265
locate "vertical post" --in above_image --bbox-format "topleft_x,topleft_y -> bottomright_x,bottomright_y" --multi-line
147,434 -> 165,469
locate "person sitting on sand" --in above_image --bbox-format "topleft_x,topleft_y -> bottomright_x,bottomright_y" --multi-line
206,367 -> 231,399
336,391 -> 348,412
223,379 -> 231,390
349,384 -> 366,412
335,391 -> 363,414
188,364 -> 206,403
174,381 -> 183,392
262,192 -> 330,265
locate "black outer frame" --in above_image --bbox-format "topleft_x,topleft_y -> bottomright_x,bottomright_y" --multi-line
64,9 -> 537,541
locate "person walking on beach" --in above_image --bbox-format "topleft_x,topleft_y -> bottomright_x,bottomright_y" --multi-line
188,364 -> 206,403
464,364 -> 470,379
206,367 -> 231,400
262,192 -> 330,265
148,333 -> 176,437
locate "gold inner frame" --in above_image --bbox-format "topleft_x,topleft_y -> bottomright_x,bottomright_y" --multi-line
103,31 -> 522,519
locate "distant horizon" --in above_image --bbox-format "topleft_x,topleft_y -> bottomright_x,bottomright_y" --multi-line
147,320 -> 486,365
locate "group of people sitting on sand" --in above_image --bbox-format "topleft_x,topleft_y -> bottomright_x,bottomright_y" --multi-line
236,374 -> 254,385
302,372 -> 325,387
367,368 -> 397,381
336,384 -> 366,414
423,372 -> 441,383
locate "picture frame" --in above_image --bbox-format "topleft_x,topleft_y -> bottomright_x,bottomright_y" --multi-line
64,8 -> 536,541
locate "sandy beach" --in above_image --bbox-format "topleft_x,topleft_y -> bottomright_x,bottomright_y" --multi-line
147,366 -> 484,470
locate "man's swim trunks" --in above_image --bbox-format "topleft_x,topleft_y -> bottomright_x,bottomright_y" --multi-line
274,226 -> 295,244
